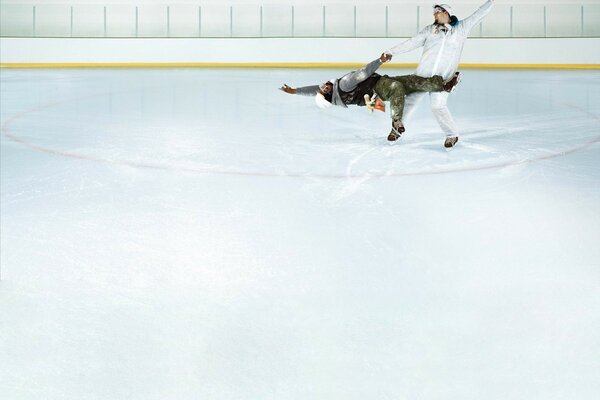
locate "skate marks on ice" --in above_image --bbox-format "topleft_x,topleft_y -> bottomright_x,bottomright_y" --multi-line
374,109 -> 600,170
3,105 -> 599,179
2,71 -> 599,180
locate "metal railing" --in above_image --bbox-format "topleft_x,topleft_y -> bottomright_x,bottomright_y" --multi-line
1,2 -> 599,38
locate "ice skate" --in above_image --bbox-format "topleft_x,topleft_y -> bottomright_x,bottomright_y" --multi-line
388,119 -> 405,141
443,72 -> 461,92
444,135 -> 459,149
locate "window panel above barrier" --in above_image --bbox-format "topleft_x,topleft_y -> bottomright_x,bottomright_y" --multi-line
324,5 -> 355,38
512,4 -> 545,37
105,5 -> 136,38
546,5 -> 583,38
583,4 -> 600,37
231,5 -> 261,38
355,5 -> 387,38
35,4 -> 71,37
387,4 -> 419,38
291,5 -> 323,37
0,2 -> 598,39
0,4 -> 33,37
417,5 -> 432,33
168,4 -> 199,38
72,5 -> 104,38
261,5 -> 293,38
137,4 -> 168,38
199,5 -> 230,38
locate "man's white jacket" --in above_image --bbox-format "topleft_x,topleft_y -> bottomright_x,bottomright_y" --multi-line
388,0 -> 494,80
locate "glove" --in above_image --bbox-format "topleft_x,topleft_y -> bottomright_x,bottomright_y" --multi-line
364,94 -> 386,113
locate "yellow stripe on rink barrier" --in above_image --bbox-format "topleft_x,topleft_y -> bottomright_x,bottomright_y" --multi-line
458,63 -> 600,70
0,62 -> 370,69
0,62 -> 599,70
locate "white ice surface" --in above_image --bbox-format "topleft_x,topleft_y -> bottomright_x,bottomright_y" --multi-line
1,67 -> 600,399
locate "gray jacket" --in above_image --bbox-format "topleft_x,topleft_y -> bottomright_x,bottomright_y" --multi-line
295,58 -> 384,108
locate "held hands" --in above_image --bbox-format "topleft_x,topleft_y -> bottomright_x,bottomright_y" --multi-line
279,84 -> 297,94
380,53 -> 392,63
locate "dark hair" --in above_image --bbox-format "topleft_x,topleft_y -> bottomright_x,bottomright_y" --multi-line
449,15 -> 459,26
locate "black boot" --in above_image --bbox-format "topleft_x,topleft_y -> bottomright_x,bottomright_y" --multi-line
388,119 -> 405,141
443,72 -> 461,92
444,135 -> 459,149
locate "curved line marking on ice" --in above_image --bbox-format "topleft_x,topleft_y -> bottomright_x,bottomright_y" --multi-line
346,147 -> 377,179
2,92 -> 599,179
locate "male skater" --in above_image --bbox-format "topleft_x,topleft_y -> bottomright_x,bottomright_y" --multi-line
384,1 -> 495,148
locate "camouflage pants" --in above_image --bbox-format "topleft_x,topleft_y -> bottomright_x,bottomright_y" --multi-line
374,75 -> 444,121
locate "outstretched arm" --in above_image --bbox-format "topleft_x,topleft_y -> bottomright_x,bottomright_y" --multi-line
279,84 -> 320,96
461,0 -> 495,32
280,54 -> 391,95
338,53 -> 391,92
386,27 -> 429,56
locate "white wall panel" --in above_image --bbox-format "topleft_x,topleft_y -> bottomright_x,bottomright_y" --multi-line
324,5 -> 355,37
231,5 -> 261,37
105,5 -> 135,37
137,4 -> 167,37
583,4 -> 600,37
200,5 -> 230,37
292,5 -> 323,37
417,5 -> 431,33
387,4 -> 418,38
512,4 -> 545,37
35,4 -> 71,37
0,4 -> 33,37
355,5 -> 387,38
261,5 -> 293,37
72,4 -> 104,37
1,2 -> 600,39
547,5 -> 582,37
168,4 -> 200,38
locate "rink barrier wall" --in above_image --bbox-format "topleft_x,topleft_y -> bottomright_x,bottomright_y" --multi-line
1,37 -> 599,68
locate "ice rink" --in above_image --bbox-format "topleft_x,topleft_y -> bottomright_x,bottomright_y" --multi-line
1,67 -> 599,399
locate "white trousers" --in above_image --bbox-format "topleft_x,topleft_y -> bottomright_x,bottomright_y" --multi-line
403,91 -> 458,137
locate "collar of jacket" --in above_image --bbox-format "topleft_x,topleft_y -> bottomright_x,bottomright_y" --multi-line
434,23 -> 453,33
